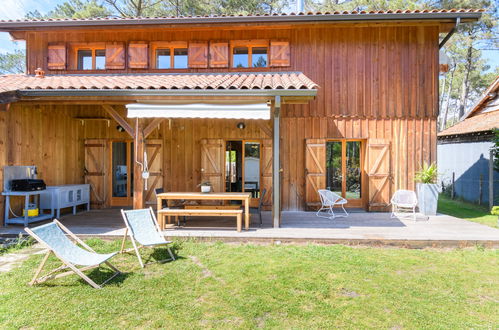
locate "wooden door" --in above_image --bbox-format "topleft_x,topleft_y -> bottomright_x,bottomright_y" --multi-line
200,139 -> 224,192
260,139 -> 273,208
144,140 -> 163,205
367,139 -> 391,211
305,139 -> 326,210
84,139 -> 107,208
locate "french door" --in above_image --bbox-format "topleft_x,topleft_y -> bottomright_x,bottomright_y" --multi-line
325,140 -> 364,207
109,140 -> 134,206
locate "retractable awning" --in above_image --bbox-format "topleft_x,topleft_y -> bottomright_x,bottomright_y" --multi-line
126,103 -> 271,120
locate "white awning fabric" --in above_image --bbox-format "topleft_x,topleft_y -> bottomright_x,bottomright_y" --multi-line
126,103 -> 270,120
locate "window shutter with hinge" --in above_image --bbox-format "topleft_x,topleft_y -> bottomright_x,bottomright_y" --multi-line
209,42 -> 229,68
270,41 -> 290,67
47,44 -> 66,70
106,42 -> 125,70
188,42 -> 208,68
128,42 -> 148,69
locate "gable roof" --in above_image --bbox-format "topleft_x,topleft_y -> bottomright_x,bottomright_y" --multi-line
438,110 -> 499,137
0,9 -> 483,31
462,76 -> 499,119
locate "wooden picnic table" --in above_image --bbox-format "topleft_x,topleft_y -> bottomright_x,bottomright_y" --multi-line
156,192 -> 252,230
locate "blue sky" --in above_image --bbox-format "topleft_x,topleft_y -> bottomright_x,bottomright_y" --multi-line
0,0 -> 498,71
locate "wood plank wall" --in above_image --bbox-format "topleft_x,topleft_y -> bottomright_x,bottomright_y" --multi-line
26,24 -> 439,118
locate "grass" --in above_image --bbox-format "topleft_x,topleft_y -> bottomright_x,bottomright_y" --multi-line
0,234 -> 34,256
0,239 -> 498,329
438,195 -> 498,228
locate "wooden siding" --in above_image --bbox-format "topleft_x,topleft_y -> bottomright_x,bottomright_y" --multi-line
26,24 -> 439,119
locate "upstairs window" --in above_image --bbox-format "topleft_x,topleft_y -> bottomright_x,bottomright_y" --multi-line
77,48 -> 105,70
153,42 -> 188,69
231,41 -> 268,68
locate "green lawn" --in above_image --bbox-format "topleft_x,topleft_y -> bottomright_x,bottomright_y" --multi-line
438,195 -> 498,228
0,240 -> 498,329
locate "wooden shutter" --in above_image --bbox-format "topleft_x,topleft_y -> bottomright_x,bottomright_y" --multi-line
106,42 -> 125,69
305,139 -> 326,210
260,139 -> 273,208
200,139 -> 224,192
270,41 -> 290,67
84,139 -> 108,208
128,42 -> 148,69
209,42 -> 229,68
367,139 -> 391,211
188,42 -> 208,68
144,140 -> 163,205
47,44 -> 66,70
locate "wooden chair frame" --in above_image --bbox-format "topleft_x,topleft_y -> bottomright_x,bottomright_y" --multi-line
25,220 -> 121,289
120,207 -> 175,268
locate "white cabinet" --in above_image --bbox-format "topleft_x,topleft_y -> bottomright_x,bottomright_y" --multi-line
40,184 -> 90,218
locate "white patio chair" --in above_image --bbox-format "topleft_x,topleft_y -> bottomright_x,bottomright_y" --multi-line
25,220 -> 121,289
390,190 -> 418,221
316,189 -> 348,219
120,207 -> 175,268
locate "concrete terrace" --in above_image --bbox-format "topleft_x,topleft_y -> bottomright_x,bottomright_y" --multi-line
1,209 -> 498,248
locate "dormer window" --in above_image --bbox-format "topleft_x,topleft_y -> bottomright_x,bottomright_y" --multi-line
231,41 -> 268,68
77,48 -> 105,70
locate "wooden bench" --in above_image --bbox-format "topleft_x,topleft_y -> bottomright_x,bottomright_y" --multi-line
158,208 -> 244,232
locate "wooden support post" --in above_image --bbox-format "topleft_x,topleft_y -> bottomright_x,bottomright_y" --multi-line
133,118 -> 145,209
489,150 -> 494,210
272,96 -> 281,228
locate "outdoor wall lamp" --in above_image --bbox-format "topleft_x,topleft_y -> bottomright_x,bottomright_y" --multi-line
237,122 -> 246,130
116,125 -> 125,132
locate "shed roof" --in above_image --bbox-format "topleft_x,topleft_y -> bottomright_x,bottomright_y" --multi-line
438,109 -> 499,137
0,72 -> 318,102
0,9 -> 483,31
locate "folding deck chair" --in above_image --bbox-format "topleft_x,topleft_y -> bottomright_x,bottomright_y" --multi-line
24,220 -> 121,289
120,208 -> 176,268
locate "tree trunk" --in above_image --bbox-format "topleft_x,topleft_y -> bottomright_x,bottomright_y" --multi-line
440,67 -> 455,131
458,46 -> 473,118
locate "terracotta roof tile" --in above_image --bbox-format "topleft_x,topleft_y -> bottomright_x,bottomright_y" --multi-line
0,72 -> 318,93
438,110 -> 499,136
0,9 -> 484,24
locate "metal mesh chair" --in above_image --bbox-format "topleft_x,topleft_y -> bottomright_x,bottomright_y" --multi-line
120,207 -> 175,268
25,220 -> 121,289
250,188 -> 267,227
316,189 -> 348,219
390,190 -> 418,221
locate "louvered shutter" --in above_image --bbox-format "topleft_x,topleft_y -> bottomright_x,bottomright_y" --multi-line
47,44 -> 66,70
209,42 -> 229,68
128,42 -> 148,69
188,42 -> 208,68
270,41 -> 290,67
106,42 -> 125,69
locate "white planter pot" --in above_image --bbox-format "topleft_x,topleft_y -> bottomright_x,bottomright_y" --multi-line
201,185 -> 211,193
416,183 -> 440,216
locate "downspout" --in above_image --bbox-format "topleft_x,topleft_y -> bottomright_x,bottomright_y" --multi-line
439,17 -> 461,49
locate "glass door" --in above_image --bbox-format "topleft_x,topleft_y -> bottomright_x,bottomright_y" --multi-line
225,140 -> 261,207
110,140 -> 134,206
326,140 -> 363,207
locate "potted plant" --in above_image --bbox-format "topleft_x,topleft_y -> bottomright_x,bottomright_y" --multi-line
415,162 -> 441,216
198,181 -> 212,193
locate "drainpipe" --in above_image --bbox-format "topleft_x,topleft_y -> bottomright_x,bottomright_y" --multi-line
272,96 -> 281,228
439,17 -> 461,49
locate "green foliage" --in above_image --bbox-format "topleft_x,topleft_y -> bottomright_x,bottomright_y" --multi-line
26,0 -> 112,19
0,50 -> 25,74
491,206 -> 499,216
0,234 -> 34,255
414,162 -> 438,184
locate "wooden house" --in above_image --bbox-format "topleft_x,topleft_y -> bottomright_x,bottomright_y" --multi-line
0,10 -> 482,227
